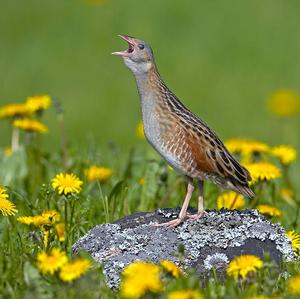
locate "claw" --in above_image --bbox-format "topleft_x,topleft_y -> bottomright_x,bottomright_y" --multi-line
153,217 -> 184,228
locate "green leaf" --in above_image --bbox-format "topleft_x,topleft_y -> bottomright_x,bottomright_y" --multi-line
0,146 -> 27,186
23,261 -> 53,299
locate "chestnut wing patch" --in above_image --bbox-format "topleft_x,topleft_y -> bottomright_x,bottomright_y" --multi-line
184,135 -> 218,174
185,129 -> 251,185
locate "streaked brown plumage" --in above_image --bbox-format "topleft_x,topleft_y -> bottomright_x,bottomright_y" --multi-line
113,35 -> 255,227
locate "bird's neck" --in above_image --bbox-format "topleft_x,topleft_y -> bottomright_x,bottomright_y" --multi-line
134,65 -> 166,106
132,65 -> 187,120
133,65 -> 169,144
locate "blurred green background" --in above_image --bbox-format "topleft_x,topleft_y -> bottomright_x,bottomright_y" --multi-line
1,0 -> 300,151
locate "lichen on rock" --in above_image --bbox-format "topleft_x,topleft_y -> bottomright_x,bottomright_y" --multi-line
73,208 -> 294,289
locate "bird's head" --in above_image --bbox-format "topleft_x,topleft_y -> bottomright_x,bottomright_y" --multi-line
112,35 -> 155,75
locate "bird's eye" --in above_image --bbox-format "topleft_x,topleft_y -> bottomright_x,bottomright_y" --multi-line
138,44 -> 145,50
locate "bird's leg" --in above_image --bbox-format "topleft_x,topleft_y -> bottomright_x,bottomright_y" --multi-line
187,180 -> 206,220
154,181 -> 194,228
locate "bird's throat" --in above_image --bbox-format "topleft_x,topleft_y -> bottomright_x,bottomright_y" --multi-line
133,66 -> 166,143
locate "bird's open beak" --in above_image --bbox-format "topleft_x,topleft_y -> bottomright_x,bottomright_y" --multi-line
112,34 -> 136,57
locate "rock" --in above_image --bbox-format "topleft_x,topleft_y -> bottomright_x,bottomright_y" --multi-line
73,208 -> 295,288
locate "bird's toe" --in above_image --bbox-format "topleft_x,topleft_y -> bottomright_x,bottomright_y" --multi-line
153,217 -> 184,228
187,210 -> 207,221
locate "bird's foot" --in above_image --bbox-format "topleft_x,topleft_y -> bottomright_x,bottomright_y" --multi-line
153,217 -> 185,228
186,210 -> 207,221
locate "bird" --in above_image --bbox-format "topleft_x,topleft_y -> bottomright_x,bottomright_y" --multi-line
112,35 -> 255,228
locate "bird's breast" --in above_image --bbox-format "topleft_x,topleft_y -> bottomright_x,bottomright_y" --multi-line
140,96 -> 194,176
141,94 -> 162,146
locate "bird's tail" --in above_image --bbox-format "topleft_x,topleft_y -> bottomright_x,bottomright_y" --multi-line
233,183 -> 255,199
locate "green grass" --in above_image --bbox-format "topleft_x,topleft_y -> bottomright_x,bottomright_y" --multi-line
0,128 -> 300,298
1,1 -> 300,298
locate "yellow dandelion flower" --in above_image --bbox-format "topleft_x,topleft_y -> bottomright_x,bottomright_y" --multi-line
4,146 -> 12,157
30,215 -> 46,226
41,210 -> 61,222
287,231 -> 300,255
52,173 -> 83,195
288,275 -> 300,294
37,248 -> 68,274
25,94 -> 51,113
13,118 -> 48,133
18,215 -> 40,226
0,186 -> 18,216
17,210 -> 60,227
139,177 -> 145,185
160,260 -> 183,278
0,103 -> 30,118
34,210 -> 61,226
55,223 -> 65,242
136,121 -> 145,139
32,213 -> 56,227
268,89 -> 300,117
244,162 -> 281,184
59,258 -> 90,282
227,255 -> 263,280
256,205 -> 282,217
17,216 -> 34,225
271,145 -> 297,165
167,289 -> 203,299
85,166 -> 112,182
120,261 -> 164,299
225,138 -> 270,155
224,138 -> 242,154
0,187 -> 9,200
217,191 -> 245,210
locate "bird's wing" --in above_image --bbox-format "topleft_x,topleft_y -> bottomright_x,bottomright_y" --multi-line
163,91 -> 252,190
178,112 -> 252,186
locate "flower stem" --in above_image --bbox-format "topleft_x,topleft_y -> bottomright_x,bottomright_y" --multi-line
229,193 -> 239,210
64,199 -> 69,251
283,165 -> 292,189
69,200 -> 76,244
11,127 -> 19,152
250,182 -> 264,208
